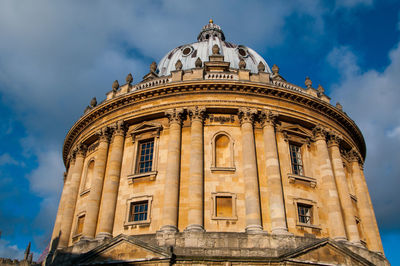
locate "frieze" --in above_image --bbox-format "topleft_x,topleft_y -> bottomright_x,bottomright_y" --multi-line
63,82 -> 366,165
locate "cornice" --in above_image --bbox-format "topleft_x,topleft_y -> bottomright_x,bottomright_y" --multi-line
62,80 -> 366,166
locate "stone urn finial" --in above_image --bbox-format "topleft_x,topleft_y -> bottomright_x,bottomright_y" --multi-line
258,61 -> 265,72
272,64 -> 279,75
175,59 -> 183,70
239,58 -> 246,69
126,73 -> 133,84
317,84 -> 325,94
305,76 -> 312,89
212,44 -> 220,55
336,102 -> 343,111
195,57 -> 202,68
112,80 -> 119,92
90,97 -> 97,107
150,61 -> 157,72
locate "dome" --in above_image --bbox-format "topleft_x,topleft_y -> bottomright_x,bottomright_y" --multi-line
157,20 -> 271,76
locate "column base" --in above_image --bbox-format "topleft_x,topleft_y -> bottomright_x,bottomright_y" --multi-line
333,236 -> 348,242
79,236 -> 94,241
348,240 -> 364,247
159,225 -> 179,233
271,227 -> 292,235
184,224 -> 205,232
95,232 -> 113,240
245,224 -> 263,234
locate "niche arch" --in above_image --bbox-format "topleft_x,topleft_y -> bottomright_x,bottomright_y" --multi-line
210,131 -> 236,172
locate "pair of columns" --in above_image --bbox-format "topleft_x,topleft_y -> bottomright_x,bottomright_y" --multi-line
314,125 -> 382,251
55,121 -> 126,248
160,107 -> 290,235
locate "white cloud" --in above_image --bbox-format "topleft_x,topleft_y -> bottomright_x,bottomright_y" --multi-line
0,239 -> 24,260
328,41 -> 400,229
0,153 -> 20,166
335,0 -> 373,8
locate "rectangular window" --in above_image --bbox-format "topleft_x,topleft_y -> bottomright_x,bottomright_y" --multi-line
216,196 -> 233,217
129,201 -> 148,222
136,139 -> 154,174
290,144 -> 304,175
76,215 -> 85,235
297,204 -> 312,225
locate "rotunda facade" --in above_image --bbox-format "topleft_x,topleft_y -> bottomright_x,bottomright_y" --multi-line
47,21 -> 388,265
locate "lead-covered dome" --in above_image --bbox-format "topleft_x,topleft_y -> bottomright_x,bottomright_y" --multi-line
157,20 -> 271,76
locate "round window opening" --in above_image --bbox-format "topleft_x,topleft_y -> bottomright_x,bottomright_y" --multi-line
182,46 -> 193,56
237,47 -> 248,57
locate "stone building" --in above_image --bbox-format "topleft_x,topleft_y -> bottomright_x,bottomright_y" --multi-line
46,20 -> 389,265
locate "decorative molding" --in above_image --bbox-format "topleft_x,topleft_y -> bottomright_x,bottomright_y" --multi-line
188,106 -> 206,122
63,82 -> 366,166
165,108 -> 185,125
327,131 -> 342,147
260,109 -> 278,127
238,107 -> 257,125
312,124 -> 327,141
208,114 -> 235,124
288,174 -> 317,188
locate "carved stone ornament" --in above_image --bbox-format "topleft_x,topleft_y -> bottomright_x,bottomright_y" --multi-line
305,76 -> 312,89
239,58 -> 246,69
165,108 -> 185,125
195,57 -> 202,68
258,61 -> 265,72
336,102 -> 343,111
90,97 -> 97,108
212,44 -> 220,55
76,143 -> 87,157
126,73 -> 133,84
238,107 -> 257,125
312,124 -> 327,141
327,131 -> 342,147
347,149 -> 362,164
317,84 -> 325,97
112,80 -> 120,92
188,106 -> 206,122
150,61 -> 157,73
113,120 -> 126,137
175,59 -> 183,70
98,127 -> 111,142
260,110 -> 278,127
271,64 -> 279,75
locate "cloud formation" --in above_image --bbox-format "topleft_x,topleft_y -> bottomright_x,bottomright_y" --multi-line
328,40 -> 400,230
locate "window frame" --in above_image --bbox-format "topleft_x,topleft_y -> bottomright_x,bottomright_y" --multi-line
289,143 -> 304,176
72,211 -> 86,242
211,192 -> 238,220
128,122 -> 162,181
135,138 -> 155,174
80,157 -> 95,196
125,195 -> 153,226
293,198 -> 320,229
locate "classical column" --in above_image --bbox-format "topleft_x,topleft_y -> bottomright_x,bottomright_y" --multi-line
359,167 -> 384,253
58,144 -> 86,248
185,107 -> 206,232
261,110 -> 289,235
238,108 -> 263,233
349,151 -> 381,252
160,108 -> 184,233
96,121 -> 125,239
51,160 -> 74,248
327,133 -> 361,245
313,125 -> 347,241
82,127 -> 110,239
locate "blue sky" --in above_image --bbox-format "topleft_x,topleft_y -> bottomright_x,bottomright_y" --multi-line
0,0 -> 399,263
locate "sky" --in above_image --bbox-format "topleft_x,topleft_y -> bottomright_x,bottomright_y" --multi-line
0,0 -> 399,263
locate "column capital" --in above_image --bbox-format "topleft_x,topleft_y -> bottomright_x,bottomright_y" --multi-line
347,149 -> 363,165
327,131 -> 342,147
238,107 -> 257,125
188,106 -> 206,122
97,127 -> 111,143
75,143 -> 87,157
312,124 -> 328,141
165,108 -> 185,125
111,120 -> 126,138
260,109 -> 278,128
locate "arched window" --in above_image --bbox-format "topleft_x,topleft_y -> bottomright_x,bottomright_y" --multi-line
211,132 -> 235,172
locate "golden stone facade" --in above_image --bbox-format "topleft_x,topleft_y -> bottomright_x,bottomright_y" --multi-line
47,21 -> 389,265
